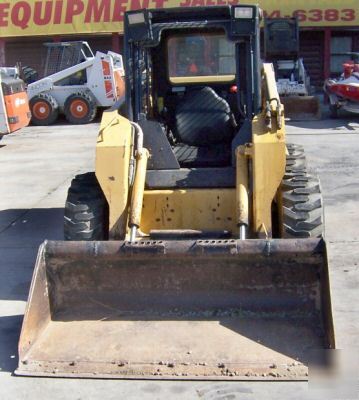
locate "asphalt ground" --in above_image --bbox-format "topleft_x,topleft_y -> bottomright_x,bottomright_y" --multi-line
0,112 -> 358,399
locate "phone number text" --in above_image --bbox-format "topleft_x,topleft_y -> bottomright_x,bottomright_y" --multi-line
264,9 -> 356,23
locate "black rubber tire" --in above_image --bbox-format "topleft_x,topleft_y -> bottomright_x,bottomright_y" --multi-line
64,92 -> 97,124
64,172 -> 108,240
30,93 -> 59,126
329,104 -> 338,119
279,144 -> 324,238
21,66 -> 38,84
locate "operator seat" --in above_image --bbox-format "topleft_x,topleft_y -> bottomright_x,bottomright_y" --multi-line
172,86 -> 235,167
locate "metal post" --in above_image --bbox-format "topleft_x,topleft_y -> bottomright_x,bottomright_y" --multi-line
0,39 -> 6,67
112,33 -> 121,54
324,28 -> 332,104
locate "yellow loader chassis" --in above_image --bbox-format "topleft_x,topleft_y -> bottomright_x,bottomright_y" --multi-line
96,63 -> 286,241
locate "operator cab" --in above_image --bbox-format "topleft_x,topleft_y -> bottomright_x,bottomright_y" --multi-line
124,6 -> 262,187
155,31 -> 239,167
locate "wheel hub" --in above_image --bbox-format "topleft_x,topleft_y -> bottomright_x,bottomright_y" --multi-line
33,101 -> 50,119
70,99 -> 88,118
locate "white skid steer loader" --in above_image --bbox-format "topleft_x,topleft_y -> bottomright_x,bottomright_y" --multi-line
264,18 -> 321,121
27,41 -> 125,125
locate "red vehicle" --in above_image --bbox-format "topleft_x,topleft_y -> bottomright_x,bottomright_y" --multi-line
324,53 -> 359,118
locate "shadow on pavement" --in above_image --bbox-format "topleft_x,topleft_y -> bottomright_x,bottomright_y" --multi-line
0,208 -> 64,373
0,208 -> 64,247
0,208 -> 64,303
28,114 -> 101,127
286,107 -> 359,131
0,315 -> 22,373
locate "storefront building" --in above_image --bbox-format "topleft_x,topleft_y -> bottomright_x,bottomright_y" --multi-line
0,0 -> 358,88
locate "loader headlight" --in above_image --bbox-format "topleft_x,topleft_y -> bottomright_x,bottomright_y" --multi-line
234,7 -> 254,19
127,12 -> 146,25
126,9 -> 152,42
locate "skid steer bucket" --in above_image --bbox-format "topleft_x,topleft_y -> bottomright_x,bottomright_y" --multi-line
281,96 -> 321,121
17,238 -> 334,380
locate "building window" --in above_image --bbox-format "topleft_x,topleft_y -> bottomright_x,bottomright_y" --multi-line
330,36 -> 352,75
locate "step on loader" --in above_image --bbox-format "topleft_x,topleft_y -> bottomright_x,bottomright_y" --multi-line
17,5 -> 334,380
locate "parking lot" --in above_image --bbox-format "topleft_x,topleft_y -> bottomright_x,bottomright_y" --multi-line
0,113 -> 358,399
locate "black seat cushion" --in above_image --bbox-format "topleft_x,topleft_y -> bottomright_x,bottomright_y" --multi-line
173,143 -> 231,167
146,167 -> 235,189
174,87 -> 234,146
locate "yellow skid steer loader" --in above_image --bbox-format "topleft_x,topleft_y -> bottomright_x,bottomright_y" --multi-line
17,6 -> 334,380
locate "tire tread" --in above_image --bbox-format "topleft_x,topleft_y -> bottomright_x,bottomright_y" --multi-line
64,172 -> 108,240
280,144 -> 324,238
